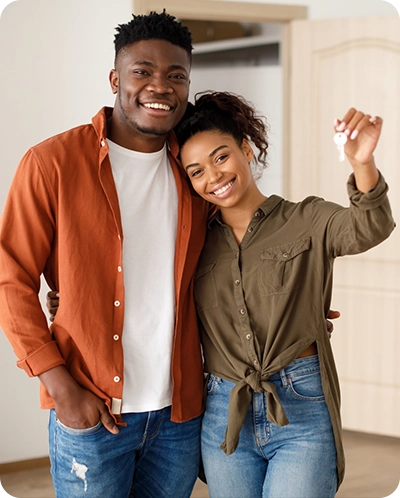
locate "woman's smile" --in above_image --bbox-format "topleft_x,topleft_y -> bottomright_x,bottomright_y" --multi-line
209,179 -> 235,197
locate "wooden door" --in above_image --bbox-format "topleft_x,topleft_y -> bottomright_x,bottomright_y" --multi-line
288,16 -> 400,437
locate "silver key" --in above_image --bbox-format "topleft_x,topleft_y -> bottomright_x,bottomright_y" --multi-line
333,132 -> 347,162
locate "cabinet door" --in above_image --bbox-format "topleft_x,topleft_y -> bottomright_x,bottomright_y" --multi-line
288,16 -> 400,437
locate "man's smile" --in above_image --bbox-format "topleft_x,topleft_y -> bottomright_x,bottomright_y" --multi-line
142,102 -> 172,111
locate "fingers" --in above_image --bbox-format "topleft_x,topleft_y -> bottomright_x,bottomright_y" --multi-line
46,291 -> 59,310
47,290 -> 59,299
334,108 -> 382,140
100,408 -> 119,435
326,309 -> 341,340
326,319 -> 333,338
46,290 -> 60,322
327,309 -> 341,320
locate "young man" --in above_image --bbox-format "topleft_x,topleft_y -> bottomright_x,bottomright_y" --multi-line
0,11 -> 208,498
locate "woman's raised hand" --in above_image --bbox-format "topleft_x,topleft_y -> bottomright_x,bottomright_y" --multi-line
334,108 -> 382,166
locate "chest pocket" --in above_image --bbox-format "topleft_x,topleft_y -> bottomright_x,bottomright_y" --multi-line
258,237 -> 311,296
194,262 -> 220,311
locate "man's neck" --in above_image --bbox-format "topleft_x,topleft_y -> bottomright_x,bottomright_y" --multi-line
107,117 -> 168,153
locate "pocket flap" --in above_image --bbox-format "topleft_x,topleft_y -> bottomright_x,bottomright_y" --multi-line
260,237 -> 311,262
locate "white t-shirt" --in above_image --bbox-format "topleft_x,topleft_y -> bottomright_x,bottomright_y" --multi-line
107,139 -> 177,413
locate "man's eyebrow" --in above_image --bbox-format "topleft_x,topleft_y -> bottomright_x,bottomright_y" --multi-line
185,145 -> 228,172
168,64 -> 188,72
132,61 -> 188,73
132,60 -> 155,67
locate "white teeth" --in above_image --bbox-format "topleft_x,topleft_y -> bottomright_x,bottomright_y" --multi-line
212,181 -> 233,195
143,103 -> 171,111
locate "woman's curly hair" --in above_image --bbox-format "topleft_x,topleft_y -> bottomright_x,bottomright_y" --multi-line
175,91 -> 269,180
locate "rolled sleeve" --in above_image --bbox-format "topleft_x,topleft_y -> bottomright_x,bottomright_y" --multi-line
17,340 -> 65,377
347,171 -> 390,210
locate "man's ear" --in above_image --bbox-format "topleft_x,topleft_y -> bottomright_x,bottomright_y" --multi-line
109,69 -> 119,94
242,139 -> 254,162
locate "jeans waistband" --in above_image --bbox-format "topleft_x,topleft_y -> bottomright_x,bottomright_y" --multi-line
269,354 -> 320,383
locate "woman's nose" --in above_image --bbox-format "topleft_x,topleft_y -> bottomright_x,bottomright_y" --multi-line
208,168 -> 223,184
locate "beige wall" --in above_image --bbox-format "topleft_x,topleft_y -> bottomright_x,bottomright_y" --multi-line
222,0 -> 397,19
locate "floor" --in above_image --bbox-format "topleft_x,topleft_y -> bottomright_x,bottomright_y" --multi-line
1,431 -> 399,498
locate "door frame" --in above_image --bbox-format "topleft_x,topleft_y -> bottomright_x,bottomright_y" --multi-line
132,0 -> 308,195
133,0 -> 307,23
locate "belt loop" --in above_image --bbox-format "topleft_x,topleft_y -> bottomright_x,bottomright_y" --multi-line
280,367 -> 288,387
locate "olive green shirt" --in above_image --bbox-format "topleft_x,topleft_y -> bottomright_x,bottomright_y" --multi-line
195,172 -> 394,487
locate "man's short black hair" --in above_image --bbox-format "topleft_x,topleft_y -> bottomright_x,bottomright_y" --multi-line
114,10 -> 193,64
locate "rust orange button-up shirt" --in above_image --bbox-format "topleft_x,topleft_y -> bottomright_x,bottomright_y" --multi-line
0,107 -> 208,424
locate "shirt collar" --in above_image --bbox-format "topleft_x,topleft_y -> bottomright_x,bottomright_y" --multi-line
91,106 -> 179,155
207,195 -> 284,229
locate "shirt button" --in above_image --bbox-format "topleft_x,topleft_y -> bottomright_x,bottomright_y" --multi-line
114,300 -> 121,307
239,308 -> 246,315
246,334 -> 251,340
100,139 -> 106,147
254,211 -> 261,217
234,279 -> 240,285
235,253 -> 239,258
248,226 -> 254,233
118,234 -> 121,240
114,376 -> 121,383
253,360 -> 258,365
113,334 -> 120,341
117,266 -> 122,272
282,252 -> 288,258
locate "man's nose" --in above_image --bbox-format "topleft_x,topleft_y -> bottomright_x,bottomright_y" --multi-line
146,75 -> 173,94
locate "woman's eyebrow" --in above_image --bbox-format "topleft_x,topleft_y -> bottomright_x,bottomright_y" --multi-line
185,145 -> 229,171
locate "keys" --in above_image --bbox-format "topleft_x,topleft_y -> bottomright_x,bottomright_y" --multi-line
333,132 -> 347,162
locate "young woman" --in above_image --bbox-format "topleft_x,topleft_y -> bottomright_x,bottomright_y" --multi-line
175,92 -> 394,498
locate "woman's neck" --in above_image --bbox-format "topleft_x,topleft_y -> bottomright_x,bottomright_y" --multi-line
220,191 -> 267,244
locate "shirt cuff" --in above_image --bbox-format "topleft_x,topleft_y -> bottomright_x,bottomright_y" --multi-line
17,340 -> 66,377
347,171 -> 389,210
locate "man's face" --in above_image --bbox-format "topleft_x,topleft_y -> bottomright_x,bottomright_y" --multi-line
110,39 -> 191,152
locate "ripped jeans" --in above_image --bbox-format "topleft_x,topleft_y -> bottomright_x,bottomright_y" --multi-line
48,406 -> 201,498
202,355 -> 337,498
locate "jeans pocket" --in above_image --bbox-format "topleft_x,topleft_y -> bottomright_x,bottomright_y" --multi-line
56,419 -> 103,436
206,374 -> 222,395
287,370 -> 325,401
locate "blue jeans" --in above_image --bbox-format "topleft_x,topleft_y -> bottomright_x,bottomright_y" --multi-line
48,406 -> 201,498
202,356 -> 337,498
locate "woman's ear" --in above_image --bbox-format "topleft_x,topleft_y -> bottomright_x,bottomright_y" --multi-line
241,139 -> 254,163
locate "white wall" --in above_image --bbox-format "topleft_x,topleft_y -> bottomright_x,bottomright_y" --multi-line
0,0 -> 133,465
0,0 -> 396,465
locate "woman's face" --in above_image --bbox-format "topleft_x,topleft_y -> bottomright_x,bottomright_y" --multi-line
180,130 -> 256,209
